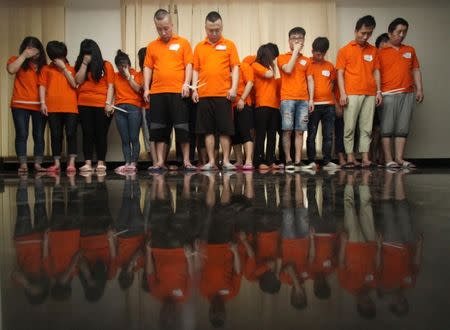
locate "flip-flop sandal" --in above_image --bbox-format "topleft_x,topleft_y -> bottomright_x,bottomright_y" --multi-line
46,165 -> 60,173
66,165 -> 76,173
362,162 -> 378,169
183,164 -> 197,172
148,165 -> 166,172
385,161 -> 401,168
400,161 -> 416,168
200,163 -> 218,171
18,167 -> 28,173
96,165 -> 107,172
342,162 -> 356,169
242,164 -> 255,171
80,164 -> 93,172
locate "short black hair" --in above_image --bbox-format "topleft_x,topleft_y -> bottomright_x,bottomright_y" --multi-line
289,27 -> 306,38
138,47 -> 147,71
355,15 -> 376,31
259,271 -> 281,294
46,41 -> 68,62
375,33 -> 389,48
206,11 -> 222,23
115,49 -> 131,68
388,17 -> 409,33
266,43 -> 279,58
154,8 -> 170,21
312,37 -> 329,53
313,276 -> 331,300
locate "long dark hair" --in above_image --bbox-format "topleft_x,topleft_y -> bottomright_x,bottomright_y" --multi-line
75,39 -> 105,82
137,47 -> 147,72
18,36 -> 46,73
256,44 -> 275,70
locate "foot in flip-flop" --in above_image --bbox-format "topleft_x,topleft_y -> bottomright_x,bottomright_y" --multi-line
183,164 -> 197,171
342,162 -> 356,169
18,165 -> 28,173
385,161 -> 401,168
66,165 -> 76,173
148,165 -> 166,172
96,164 -> 107,172
400,161 -> 416,168
80,164 -> 93,172
200,163 -> 218,171
362,162 -> 377,169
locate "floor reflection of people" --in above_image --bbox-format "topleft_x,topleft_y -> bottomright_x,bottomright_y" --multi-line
377,170 -> 423,317
43,174 -> 81,302
338,171 -> 382,320
12,175 -> 49,305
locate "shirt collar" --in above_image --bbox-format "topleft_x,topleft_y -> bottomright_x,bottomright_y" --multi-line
203,36 -> 225,46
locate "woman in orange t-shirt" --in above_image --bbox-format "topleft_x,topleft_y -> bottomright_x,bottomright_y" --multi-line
74,39 -> 114,173
39,41 -> 78,173
113,50 -> 143,174
6,36 -> 47,173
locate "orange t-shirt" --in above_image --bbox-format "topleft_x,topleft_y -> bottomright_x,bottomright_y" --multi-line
80,234 -> 115,280
199,244 -> 242,301
244,231 -> 279,281
307,60 -> 336,104
38,63 -> 78,114
378,44 -> 420,93
77,61 -> 115,107
251,62 -> 280,108
193,37 -> 240,98
43,229 -> 80,277
280,238 -> 310,284
147,248 -> 190,302
114,69 -> 144,108
144,35 -> 193,94
8,56 -> 40,111
336,41 -> 380,96
278,52 -> 310,101
242,55 -> 256,64
338,242 -> 377,295
234,62 -> 254,108
309,234 -> 337,276
15,233 -> 43,277
378,243 -> 417,290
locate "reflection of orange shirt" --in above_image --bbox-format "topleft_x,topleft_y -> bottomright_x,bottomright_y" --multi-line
280,238 -> 310,284
193,37 -> 240,98
244,231 -> 279,281
38,63 -> 78,113
278,52 -> 310,100
8,56 -> 40,111
336,41 -> 380,96
307,60 -> 336,104
44,230 -> 80,277
234,62 -> 254,108
378,243 -> 417,290
378,44 -> 420,93
200,244 -> 241,301
109,234 -> 145,278
147,248 -> 190,302
251,62 -> 280,108
80,234 -> 115,280
77,61 -> 115,107
15,233 -> 43,277
309,234 -> 337,277
144,35 -> 193,94
114,69 -> 144,108
338,242 -> 377,295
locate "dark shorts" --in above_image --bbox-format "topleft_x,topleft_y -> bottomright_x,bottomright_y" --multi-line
149,93 -> 190,143
232,105 -> 254,145
195,97 -> 234,136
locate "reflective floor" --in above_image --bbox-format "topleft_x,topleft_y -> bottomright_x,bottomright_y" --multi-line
1,168 -> 449,330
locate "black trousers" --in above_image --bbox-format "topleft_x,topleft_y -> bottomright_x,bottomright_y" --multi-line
78,106 -> 112,161
48,113 -> 78,158
254,107 -> 279,167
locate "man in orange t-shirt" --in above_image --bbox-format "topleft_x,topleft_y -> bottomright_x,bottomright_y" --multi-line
336,15 -> 382,169
192,11 -> 240,171
143,9 -> 195,171
378,18 -> 424,169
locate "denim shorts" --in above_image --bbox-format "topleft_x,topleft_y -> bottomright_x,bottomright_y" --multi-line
280,100 -> 309,131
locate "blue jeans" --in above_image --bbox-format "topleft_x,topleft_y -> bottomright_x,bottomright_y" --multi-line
11,108 -> 46,163
307,104 -> 335,163
115,104 -> 142,163
280,100 -> 309,131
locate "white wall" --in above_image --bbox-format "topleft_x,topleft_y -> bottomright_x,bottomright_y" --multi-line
336,0 -> 450,158
65,0 -> 123,161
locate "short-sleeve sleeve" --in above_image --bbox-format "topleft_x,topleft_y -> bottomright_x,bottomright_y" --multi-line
251,62 -> 269,78
183,39 -> 193,65
104,61 -> 115,84
229,41 -> 240,67
37,65 -> 48,87
411,48 -> 420,69
335,48 -> 346,71
193,45 -> 200,71
144,43 -> 154,69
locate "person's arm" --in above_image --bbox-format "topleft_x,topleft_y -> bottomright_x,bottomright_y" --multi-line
374,69 -> 382,106
337,69 -> 348,107
230,243 -> 241,274
308,229 -> 316,264
143,67 -> 153,103
42,229 -> 49,259
181,63 -> 193,98
107,229 -> 117,259
273,58 -> 280,80
414,233 -> 424,267
239,232 -> 255,258
53,59 -> 77,88
376,233 -> 383,271
39,86 -> 48,116
191,69 -> 200,103
339,232 -> 348,267
75,54 -> 91,84
281,43 -> 301,74
105,83 -> 114,116
59,250 -> 83,285
145,241 -> 155,275
123,67 -> 141,93
237,81 -> 254,110
7,48 -> 39,74
413,68 -> 424,103
227,65 -> 239,101
307,74 -> 315,113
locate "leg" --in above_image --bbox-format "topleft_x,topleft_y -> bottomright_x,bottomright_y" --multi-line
306,105 -> 322,164
30,110 -> 46,167
47,113 -> 63,168
205,134 -> 216,166
196,99 -> 216,166
283,130 -> 293,163
334,115 -> 346,166
294,131 -> 304,164
294,101 -> 310,164
344,96 -> 363,164
253,107 -> 268,168
394,93 -> 415,165
172,95 -> 192,167
127,105 -> 143,165
94,107 -> 112,163
266,107 -> 279,166
280,100 -> 295,164
65,113 -> 78,169
115,110 -> 132,164
321,105 -> 336,164
11,108 -> 31,169
358,96 -> 375,165
78,106 -> 95,168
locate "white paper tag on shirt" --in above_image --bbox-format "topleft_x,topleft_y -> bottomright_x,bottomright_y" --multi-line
403,52 -> 412,59
169,43 -> 180,51
301,271 -> 309,278
216,45 -> 227,51
364,54 -> 373,62
218,289 -> 230,295
365,274 -> 374,282
300,59 -> 307,66
172,289 -> 184,297
323,260 -> 331,268
322,70 -> 331,77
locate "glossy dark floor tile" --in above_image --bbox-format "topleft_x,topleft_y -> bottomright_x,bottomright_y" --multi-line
1,169 -> 449,330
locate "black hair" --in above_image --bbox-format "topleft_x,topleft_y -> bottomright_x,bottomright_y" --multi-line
18,36 -> 47,73
118,266 -> 135,290
114,49 -> 131,69
312,37 -> 330,53
259,270 -> 281,294
313,275 -> 331,300
355,15 -> 376,31
289,27 -> 306,38
209,295 -> 226,328
138,47 -> 147,72
206,11 -> 222,23
154,8 -> 170,21
256,44 -> 276,70
79,261 -> 107,302
388,17 -> 409,33
74,39 -> 105,82
51,282 -> 72,301
46,41 -> 68,63
375,33 -> 389,48
266,42 -> 280,58
24,276 -> 50,305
